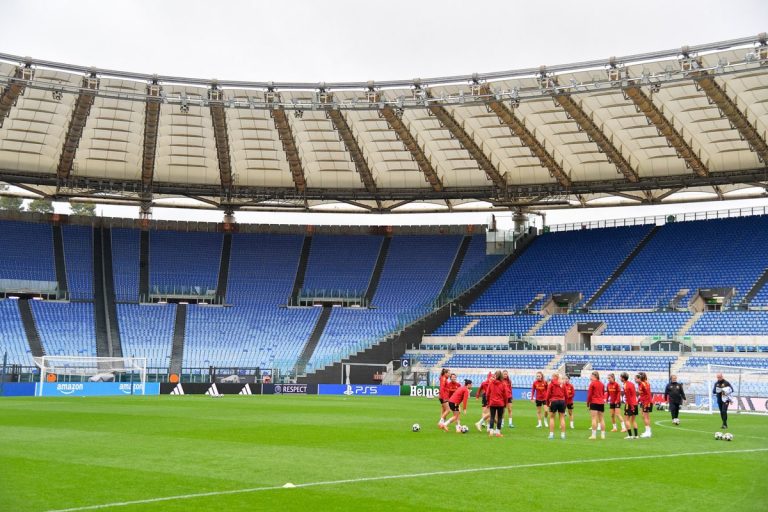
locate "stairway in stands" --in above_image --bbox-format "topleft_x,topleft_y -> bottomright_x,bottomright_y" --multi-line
439,235 -> 472,297
295,305 -> 333,376
101,227 -> 123,357
742,267 -> 768,306
17,299 -> 45,358
290,235 -> 313,304
169,304 -> 187,376
216,233 -> 232,303
139,230 -> 150,301
364,236 -> 391,304
677,312 -> 703,336
583,225 -> 660,308
92,228 -> 111,358
51,224 -> 68,298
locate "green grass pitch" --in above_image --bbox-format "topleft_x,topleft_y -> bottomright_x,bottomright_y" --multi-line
1,395 -> 766,511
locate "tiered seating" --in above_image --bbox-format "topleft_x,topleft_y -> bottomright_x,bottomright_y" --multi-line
450,235 -> 504,296
62,225 -> 93,300
432,316 -> 475,336
309,235 -> 462,370
302,235 -> 382,294
0,299 -> 33,366
466,315 -> 540,336
0,220 -> 55,282
594,216 -> 768,309
117,304 -> 176,369
150,230 -> 222,294
537,312 -> 690,337
111,228 -> 140,302
30,301 -> 96,357
444,352 -> 554,369
751,281 -> 768,306
184,305 -> 319,371
185,233 -> 318,372
688,311 -> 768,335
683,356 -> 768,370
562,354 -> 677,371
406,352 -> 445,367
468,225 -> 652,312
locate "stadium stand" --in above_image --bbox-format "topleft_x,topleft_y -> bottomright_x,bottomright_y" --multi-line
682,356 -> 768,370
62,225 -> 93,300
449,235 -> 504,297
432,314 -> 540,336
0,220 -> 56,282
111,228 -> 141,302
593,216 -> 768,309
536,312 -> 691,337
30,301 -> 96,357
468,225 -> 652,312
117,303 -> 176,369
302,235 -> 382,295
688,311 -> 768,335
149,230 -> 223,296
444,352 -> 554,369
0,299 -> 34,366
561,353 -> 677,372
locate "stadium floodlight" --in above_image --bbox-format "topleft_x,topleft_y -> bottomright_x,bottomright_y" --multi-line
34,356 -> 147,397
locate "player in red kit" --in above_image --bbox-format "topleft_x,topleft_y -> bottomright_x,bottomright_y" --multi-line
441,379 -> 473,433
546,373 -> 567,440
474,372 -> 492,431
586,371 -> 606,440
621,372 -> 639,439
439,372 -> 459,428
605,373 -> 625,433
531,371 -> 549,428
486,371 -> 511,437
437,368 -> 451,429
636,372 -> 653,438
563,375 -> 576,430
502,369 -> 514,428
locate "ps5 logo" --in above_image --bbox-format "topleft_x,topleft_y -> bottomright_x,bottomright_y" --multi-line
343,385 -> 378,396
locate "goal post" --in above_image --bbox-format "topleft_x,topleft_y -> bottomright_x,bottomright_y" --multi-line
678,364 -> 768,415
34,356 -> 147,397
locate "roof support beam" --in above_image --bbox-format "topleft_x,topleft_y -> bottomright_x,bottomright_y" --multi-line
57,75 -> 99,180
480,85 -> 571,189
271,107 -> 307,194
0,66 -> 32,127
142,83 -> 161,190
379,105 -> 443,191
326,107 -> 379,195
623,85 -> 709,177
425,91 -> 507,190
713,185 -> 725,200
208,87 -> 233,192
694,73 -> 768,164
655,188 -> 682,201
552,93 -> 640,182
608,190 -> 644,202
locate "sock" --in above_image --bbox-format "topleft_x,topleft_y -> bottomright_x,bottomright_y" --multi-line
612,423 -> 616,429
634,428 -> 638,437
647,428 -> 652,434
591,429 -> 596,436
597,424 -> 601,431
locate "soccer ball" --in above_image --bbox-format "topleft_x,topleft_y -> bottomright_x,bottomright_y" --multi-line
714,432 -> 723,440
412,423 -> 421,432
723,433 -> 733,441
460,425 -> 469,434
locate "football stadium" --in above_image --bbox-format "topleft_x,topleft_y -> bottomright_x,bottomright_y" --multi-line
1,2 -> 767,511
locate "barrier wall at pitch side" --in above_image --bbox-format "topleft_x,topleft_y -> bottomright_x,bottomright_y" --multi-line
35,382 -> 160,397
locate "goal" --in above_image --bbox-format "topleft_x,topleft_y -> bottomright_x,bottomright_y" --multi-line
34,356 -> 147,396
678,364 -> 768,414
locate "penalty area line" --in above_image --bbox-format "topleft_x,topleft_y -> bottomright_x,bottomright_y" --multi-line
45,448 -> 768,512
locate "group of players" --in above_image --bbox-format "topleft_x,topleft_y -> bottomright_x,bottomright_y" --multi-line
435,368 -> 659,439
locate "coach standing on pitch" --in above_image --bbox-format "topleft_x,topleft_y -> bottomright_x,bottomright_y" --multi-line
664,375 -> 686,425
712,373 -> 733,431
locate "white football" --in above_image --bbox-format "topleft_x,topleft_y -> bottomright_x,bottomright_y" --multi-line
714,432 -> 723,440
412,423 -> 421,432
723,433 -> 733,441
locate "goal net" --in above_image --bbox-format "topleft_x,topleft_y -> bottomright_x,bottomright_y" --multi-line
678,364 -> 768,414
34,356 -> 147,396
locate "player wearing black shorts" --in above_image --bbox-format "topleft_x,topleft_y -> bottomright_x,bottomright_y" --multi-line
586,371 -> 606,440
545,373 -> 567,440
621,372 -> 639,439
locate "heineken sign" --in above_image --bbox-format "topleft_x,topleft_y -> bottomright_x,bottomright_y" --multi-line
401,385 -> 440,398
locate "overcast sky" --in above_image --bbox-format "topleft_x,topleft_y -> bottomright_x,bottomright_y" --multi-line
1,0 -> 766,227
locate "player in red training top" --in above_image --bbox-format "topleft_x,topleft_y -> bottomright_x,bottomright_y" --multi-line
474,372 -> 492,431
437,369 -> 451,429
545,373 -> 567,440
502,370 -> 515,428
586,371 -> 606,440
530,371 -> 549,428
486,370 -> 511,437
636,372 -> 653,438
605,373 -> 625,433
563,375 -> 576,430
441,379 -> 473,433
621,372 -> 639,439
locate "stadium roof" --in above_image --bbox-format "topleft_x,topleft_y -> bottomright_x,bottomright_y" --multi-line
0,35 -> 767,214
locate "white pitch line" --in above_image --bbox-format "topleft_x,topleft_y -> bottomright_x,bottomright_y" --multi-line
44,448 -> 768,512
654,420 -> 768,440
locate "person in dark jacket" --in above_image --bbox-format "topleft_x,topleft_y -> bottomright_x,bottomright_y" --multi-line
664,375 -> 686,425
712,373 -> 734,430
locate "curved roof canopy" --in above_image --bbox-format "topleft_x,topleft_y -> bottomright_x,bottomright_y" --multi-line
0,35 -> 766,214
